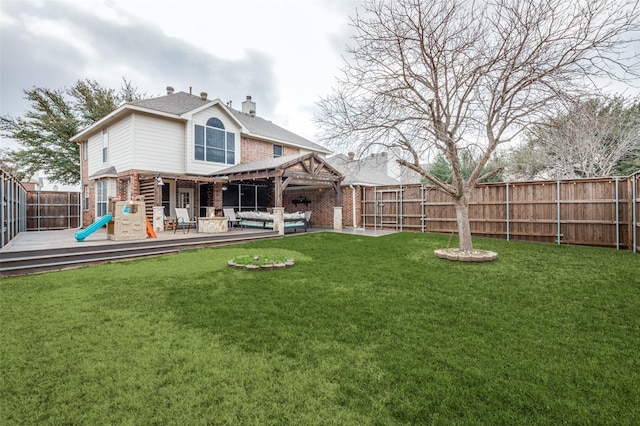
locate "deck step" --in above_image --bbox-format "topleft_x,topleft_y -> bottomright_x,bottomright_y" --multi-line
0,231 -> 280,277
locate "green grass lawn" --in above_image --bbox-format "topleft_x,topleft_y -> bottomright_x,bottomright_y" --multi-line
1,232 -> 639,425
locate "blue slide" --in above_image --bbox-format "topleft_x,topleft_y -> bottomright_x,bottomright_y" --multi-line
75,214 -> 112,242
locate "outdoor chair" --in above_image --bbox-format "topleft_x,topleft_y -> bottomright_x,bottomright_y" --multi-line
304,211 -> 312,228
174,208 -> 197,233
223,208 -> 240,229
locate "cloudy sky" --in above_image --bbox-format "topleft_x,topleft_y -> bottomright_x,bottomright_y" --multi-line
1,0 -> 360,149
2,0 -> 639,185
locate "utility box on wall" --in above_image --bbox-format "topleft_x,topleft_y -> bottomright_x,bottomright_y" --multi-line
107,197 -> 147,241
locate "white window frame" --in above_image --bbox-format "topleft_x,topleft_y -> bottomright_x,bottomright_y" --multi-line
194,119 -> 235,164
84,185 -> 89,210
96,180 -> 108,217
102,128 -> 109,163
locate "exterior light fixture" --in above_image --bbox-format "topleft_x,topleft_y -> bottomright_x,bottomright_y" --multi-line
156,177 -> 164,185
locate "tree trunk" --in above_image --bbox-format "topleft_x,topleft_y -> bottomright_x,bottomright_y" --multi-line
453,194 -> 473,252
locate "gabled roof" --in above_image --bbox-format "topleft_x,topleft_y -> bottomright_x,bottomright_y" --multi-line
89,166 -> 118,179
327,154 -> 400,187
129,91 -> 208,115
72,91 -> 332,154
228,109 -> 331,154
210,152 -> 343,185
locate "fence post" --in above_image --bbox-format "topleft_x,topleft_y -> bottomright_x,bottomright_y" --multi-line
556,180 -> 561,245
421,184 -> 425,233
633,174 -> 637,253
373,187 -> 377,231
615,177 -> 620,250
505,181 -> 510,241
399,184 -> 403,232
1,173 -> 5,248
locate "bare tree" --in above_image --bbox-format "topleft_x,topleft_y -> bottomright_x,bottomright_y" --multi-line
510,96 -> 640,179
316,0 -> 640,252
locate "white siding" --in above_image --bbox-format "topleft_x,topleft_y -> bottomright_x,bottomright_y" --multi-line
131,113 -> 186,173
186,106 -> 242,175
86,116 -> 133,176
86,104 -> 245,177
108,116 -> 133,168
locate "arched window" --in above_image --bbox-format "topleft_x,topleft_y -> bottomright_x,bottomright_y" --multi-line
206,118 -> 224,129
195,117 -> 236,164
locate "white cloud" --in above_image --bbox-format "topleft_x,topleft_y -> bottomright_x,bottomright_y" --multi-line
0,0 -> 359,144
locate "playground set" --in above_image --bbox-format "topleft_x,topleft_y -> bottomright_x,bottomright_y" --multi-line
75,196 -> 156,242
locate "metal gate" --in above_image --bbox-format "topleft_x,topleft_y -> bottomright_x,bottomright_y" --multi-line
374,188 -> 403,230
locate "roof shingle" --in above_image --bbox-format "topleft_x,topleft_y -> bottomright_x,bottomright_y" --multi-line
129,91 -> 330,153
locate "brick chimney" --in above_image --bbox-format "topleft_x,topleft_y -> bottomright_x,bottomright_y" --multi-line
242,95 -> 256,116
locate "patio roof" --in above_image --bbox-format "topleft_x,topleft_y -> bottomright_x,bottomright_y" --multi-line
210,153 -> 343,185
210,153 -> 344,206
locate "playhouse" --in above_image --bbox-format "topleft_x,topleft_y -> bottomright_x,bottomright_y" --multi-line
107,196 -> 148,241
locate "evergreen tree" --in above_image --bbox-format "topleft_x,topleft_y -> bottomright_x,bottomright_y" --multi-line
0,78 -> 143,185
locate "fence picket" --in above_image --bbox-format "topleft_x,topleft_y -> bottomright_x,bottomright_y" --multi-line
362,173 -> 640,251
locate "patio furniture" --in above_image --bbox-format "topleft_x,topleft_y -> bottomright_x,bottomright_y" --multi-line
304,211 -> 312,228
174,208 -> 197,233
163,215 -> 176,231
223,208 -> 240,229
236,211 -> 307,232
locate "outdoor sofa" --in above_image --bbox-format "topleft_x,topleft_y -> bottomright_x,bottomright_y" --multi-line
235,211 -> 307,232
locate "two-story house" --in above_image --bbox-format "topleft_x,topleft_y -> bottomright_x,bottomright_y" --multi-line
71,87 -> 348,229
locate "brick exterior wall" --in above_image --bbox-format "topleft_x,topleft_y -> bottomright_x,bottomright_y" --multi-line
281,185 -> 363,228
117,170 -> 140,200
241,137 -> 300,162
340,185 -> 363,228
80,142 -> 94,226
213,182 -> 224,215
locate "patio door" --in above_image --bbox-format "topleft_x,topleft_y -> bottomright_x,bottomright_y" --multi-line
178,188 -> 194,218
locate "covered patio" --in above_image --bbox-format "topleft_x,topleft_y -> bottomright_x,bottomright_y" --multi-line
210,153 -> 345,233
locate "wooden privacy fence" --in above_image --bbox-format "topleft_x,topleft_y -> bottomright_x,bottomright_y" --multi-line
362,172 -> 640,252
26,191 -> 81,231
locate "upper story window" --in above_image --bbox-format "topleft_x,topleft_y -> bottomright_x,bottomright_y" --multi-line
195,118 -> 235,164
273,144 -> 283,158
102,129 -> 109,163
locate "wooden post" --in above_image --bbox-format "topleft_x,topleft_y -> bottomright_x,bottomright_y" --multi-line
274,176 -> 282,207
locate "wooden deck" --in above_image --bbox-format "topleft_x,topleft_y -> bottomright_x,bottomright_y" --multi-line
0,228 -> 280,277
